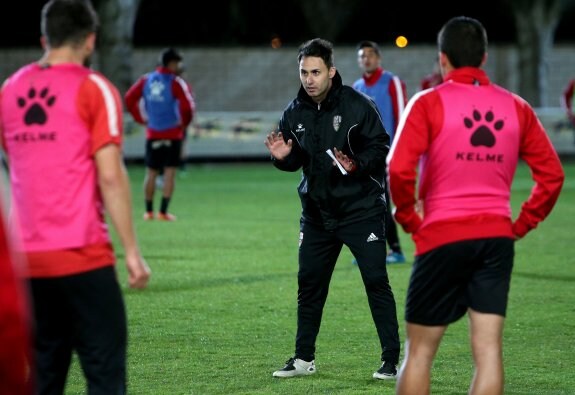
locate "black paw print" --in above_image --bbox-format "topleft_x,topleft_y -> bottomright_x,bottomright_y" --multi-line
463,109 -> 504,148
17,87 -> 56,125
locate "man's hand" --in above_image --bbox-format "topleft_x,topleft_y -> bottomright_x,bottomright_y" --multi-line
264,131 -> 293,161
126,252 -> 151,289
333,147 -> 357,172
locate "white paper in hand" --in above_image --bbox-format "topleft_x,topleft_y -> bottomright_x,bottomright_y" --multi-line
326,149 -> 348,175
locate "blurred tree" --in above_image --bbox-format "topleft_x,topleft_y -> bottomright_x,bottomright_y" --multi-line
509,0 -> 575,106
93,0 -> 141,94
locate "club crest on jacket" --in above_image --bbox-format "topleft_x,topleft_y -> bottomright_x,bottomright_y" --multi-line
333,115 -> 342,132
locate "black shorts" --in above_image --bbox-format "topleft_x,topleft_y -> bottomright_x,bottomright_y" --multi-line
145,139 -> 182,170
30,266 -> 127,394
405,237 -> 514,326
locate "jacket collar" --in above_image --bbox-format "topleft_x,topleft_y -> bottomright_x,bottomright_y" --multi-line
155,66 -> 177,75
443,67 -> 490,86
362,66 -> 383,87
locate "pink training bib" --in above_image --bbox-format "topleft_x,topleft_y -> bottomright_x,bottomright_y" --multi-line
1,63 -> 111,251
418,81 -> 520,228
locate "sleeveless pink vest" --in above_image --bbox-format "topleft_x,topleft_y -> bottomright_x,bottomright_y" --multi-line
419,81 -> 520,228
2,63 -> 110,251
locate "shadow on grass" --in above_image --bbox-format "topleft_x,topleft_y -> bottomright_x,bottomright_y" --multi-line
513,270 -> 575,283
125,269 -> 298,294
121,253 -> 411,294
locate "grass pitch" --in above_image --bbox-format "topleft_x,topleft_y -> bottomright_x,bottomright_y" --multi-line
62,160 -> 573,394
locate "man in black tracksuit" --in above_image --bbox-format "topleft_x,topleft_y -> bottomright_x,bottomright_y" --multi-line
265,38 -> 400,380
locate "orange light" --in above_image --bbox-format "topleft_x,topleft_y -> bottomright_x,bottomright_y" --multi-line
395,36 -> 408,48
271,37 -> 282,49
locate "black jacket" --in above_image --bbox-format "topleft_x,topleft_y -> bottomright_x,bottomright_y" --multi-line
274,71 -> 390,230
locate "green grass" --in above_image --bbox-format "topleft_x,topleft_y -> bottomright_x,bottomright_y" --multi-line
62,160 -> 574,394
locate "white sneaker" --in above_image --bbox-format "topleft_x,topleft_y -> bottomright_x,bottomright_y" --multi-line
273,357 -> 316,378
373,361 -> 398,380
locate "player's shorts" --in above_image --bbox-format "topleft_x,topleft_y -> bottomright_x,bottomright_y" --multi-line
405,237 -> 514,326
145,139 -> 182,170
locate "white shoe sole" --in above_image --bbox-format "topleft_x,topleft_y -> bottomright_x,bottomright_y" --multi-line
273,369 -> 316,378
373,372 -> 397,380
273,361 -> 316,378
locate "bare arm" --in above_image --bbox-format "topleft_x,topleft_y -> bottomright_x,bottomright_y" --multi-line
95,144 -> 151,289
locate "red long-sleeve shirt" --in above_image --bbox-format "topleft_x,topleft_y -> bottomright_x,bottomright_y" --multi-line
387,68 -> 564,255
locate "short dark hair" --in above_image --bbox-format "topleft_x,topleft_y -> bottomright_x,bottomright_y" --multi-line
438,16 -> 487,68
41,0 -> 99,49
297,38 -> 334,69
356,40 -> 381,57
160,48 -> 183,67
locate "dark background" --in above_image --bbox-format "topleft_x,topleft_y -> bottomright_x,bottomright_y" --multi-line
4,0 -> 575,47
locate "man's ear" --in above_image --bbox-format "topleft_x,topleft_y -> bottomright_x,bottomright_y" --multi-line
438,52 -> 452,77
85,32 -> 96,54
329,66 -> 336,79
480,53 -> 488,68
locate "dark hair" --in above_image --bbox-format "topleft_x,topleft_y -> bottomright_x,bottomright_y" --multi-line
356,40 -> 381,57
41,0 -> 99,48
160,48 -> 183,67
297,38 -> 334,69
438,16 -> 487,68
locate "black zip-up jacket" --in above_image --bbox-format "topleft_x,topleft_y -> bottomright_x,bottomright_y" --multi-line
274,71 -> 390,231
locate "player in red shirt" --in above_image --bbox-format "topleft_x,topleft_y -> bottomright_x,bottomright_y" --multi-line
125,48 -> 196,221
0,1 -> 151,393
388,17 -> 564,394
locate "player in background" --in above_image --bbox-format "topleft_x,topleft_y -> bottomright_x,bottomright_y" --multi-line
353,40 -> 407,264
125,47 -> 195,221
420,56 -> 443,91
561,78 -> 575,128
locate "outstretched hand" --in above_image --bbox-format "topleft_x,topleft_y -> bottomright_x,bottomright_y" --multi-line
264,131 -> 293,160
